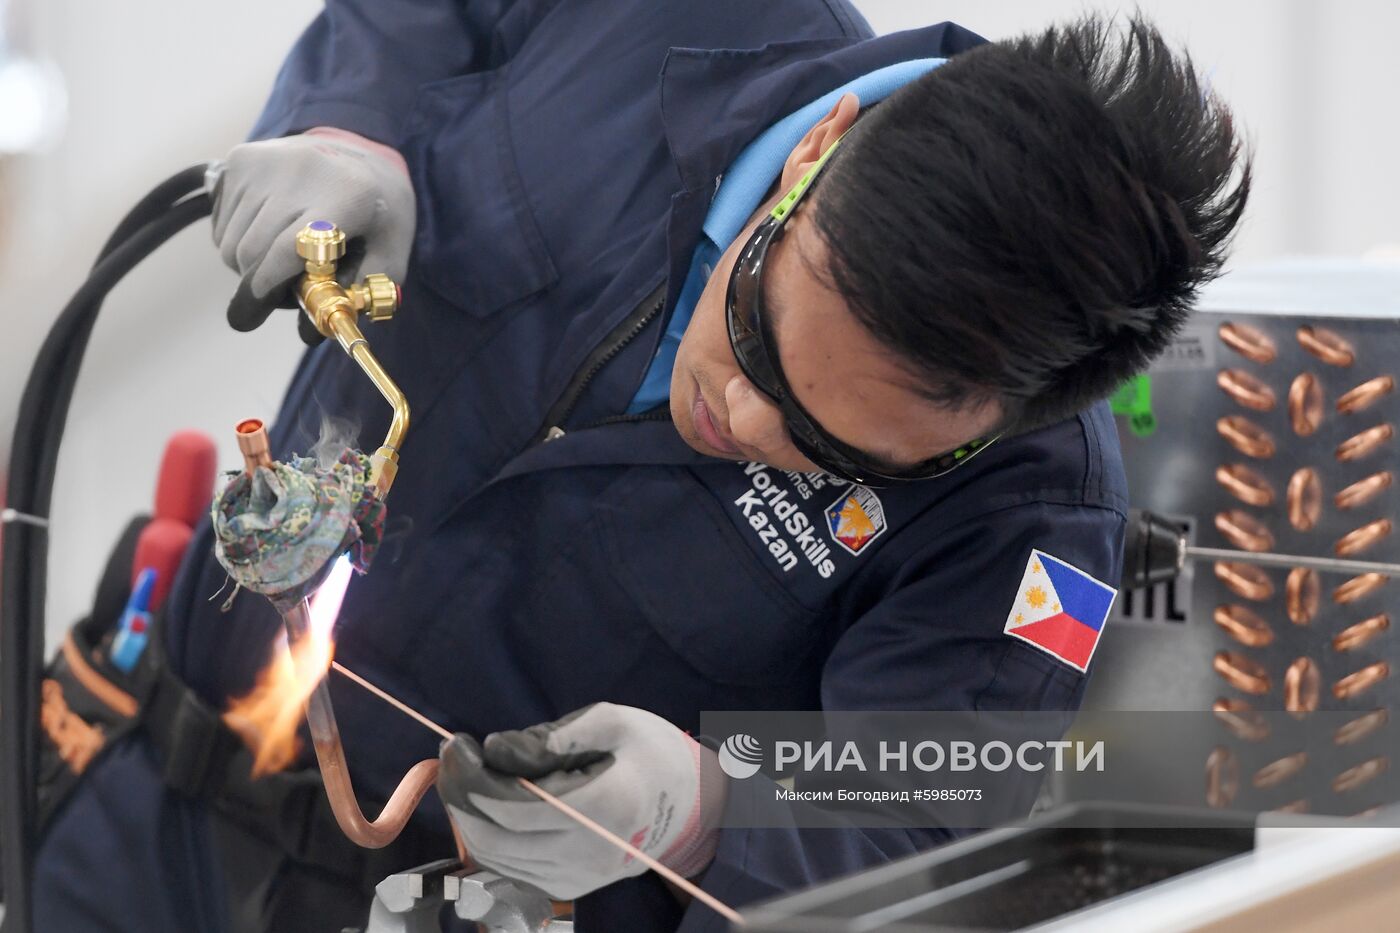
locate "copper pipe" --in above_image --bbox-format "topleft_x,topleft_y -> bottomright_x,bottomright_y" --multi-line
1336,424 -> 1393,462
1337,375 -> 1394,414
1274,799 -> 1310,815
1333,613 -> 1390,653
1252,751 -> 1308,789
1283,657 -> 1320,715
1205,745 -> 1240,808
1287,373 -> 1324,436
1218,416 -> 1276,459
1218,369 -> 1277,411
1297,325 -> 1355,367
1214,604 -> 1274,647
1216,464 -> 1275,507
236,418 -> 274,475
1286,568 -> 1320,625
1213,651 -> 1271,694
1215,510 -> 1275,552
1285,468 -> 1322,532
1335,472 -> 1392,510
282,600 -> 439,848
1335,518 -> 1392,556
1218,322 -> 1277,364
1333,573 -> 1388,605
1214,562 -> 1274,601
1332,757 -> 1388,794
1212,698 -> 1270,741
1332,661 -> 1390,699
1335,709 -> 1388,746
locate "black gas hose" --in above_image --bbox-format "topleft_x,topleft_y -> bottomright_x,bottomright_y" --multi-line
1,165 -> 213,933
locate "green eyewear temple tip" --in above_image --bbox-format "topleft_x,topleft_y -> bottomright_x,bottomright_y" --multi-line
770,133 -> 846,222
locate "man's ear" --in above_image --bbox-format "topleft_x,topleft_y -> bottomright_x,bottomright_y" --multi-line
776,92 -> 860,194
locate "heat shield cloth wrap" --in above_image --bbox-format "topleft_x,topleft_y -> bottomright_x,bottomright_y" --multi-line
211,450 -> 385,612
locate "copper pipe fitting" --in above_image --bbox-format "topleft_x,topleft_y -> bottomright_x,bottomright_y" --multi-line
1212,698 -> 1271,742
1285,468 -> 1322,532
1297,325 -> 1355,367
1285,568 -> 1319,625
1214,651 -> 1271,694
1217,416 -> 1276,459
1334,472 -> 1392,510
1332,757 -> 1388,794
1335,708 -> 1388,746
1252,751 -> 1308,789
1336,424 -> 1393,462
1215,510 -> 1275,552
1333,613 -> 1390,652
1218,322 -> 1277,364
1332,661 -> 1390,699
1218,369 -> 1277,411
1335,518 -> 1392,556
1214,562 -> 1274,601
236,418 -> 274,475
1333,573 -> 1388,605
1216,464 -> 1275,507
1336,375 -> 1394,414
1287,373 -> 1324,436
1284,657 -> 1320,716
1205,745 -> 1240,808
1214,604 -> 1275,647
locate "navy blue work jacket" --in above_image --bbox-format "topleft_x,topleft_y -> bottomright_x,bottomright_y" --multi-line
34,3 -> 1128,932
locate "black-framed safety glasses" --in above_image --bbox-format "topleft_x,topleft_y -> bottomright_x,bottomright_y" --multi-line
725,136 -> 999,486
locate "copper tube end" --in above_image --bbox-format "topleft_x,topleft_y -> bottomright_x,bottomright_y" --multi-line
1218,416 -> 1276,459
1287,373 -> 1324,436
1219,322 -> 1277,364
1335,518 -> 1392,556
1213,697 -> 1271,742
1284,657 -> 1321,716
1332,757 -> 1388,794
1205,745 -> 1240,808
1332,613 -> 1390,653
1337,375 -> 1394,414
1216,463 -> 1276,507
1218,369 -> 1277,412
1297,325 -> 1356,367
1285,568 -> 1320,625
1285,468 -> 1322,532
1216,509 -> 1275,552
1335,708 -> 1388,746
1333,573 -> 1388,605
236,419 -> 274,476
1214,604 -> 1275,648
1336,424 -> 1393,462
1333,661 -> 1390,699
1334,471 -> 1392,510
1253,751 -> 1308,789
1214,651 -> 1272,694
1215,562 -> 1274,601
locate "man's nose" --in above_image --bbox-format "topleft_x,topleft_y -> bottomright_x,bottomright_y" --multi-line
725,374 -> 788,452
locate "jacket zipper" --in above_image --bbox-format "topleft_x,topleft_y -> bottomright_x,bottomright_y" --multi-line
535,282 -> 668,443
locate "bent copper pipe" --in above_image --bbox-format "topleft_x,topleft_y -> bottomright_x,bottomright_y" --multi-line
1212,698 -> 1270,742
1218,322 -> 1276,364
1213,651 -> 1271,694
1335,518 -> 1392,556
1217,369 -> 1276,411
1214,562 -> 1273,601
1284,657 -> 1320,715
1214,604 -> 1274,648
1216,464 -> 1274,507
1286,468 -> 1322,532
1297,325 -> 1355,367
283,599 -> 440,848
1333,573 -> 1388,605
1332,661 -> 1390,699
1335,471 -> 1392,510
1337,375 -> 1394,414
1332,757 -> 1388,794
1336,424 -> 1393,462
1333,614 -> 1390,653
1205,745 -> 1240,809
1286,567 -> 1319,625
1335,709 -> 1387,746
1287,373 -> 1323,436
1215,509 -> 1275,552
1217,416 -> 1275,459
1253,751 -> 1308,789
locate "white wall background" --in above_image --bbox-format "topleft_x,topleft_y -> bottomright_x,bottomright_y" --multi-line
0,1 -> 1395,649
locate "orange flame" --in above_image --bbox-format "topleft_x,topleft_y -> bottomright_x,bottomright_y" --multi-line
223,555 -> 355,776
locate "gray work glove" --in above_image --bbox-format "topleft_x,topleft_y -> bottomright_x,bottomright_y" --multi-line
211,126 -> 415,345
439,703 -> 727,900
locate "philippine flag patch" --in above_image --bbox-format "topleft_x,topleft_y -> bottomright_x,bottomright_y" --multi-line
1003,549 -> 1117,672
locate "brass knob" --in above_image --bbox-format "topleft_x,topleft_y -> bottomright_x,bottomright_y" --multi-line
296,221 -> 347,264
361,273 -> 399,322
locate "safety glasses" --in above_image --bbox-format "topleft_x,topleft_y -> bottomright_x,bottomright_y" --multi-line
725,137 -> 998,486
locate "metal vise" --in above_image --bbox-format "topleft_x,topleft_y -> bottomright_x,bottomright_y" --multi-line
355,859 -> 573,933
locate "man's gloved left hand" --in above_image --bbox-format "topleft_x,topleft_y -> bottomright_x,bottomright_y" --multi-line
438,703 -> 727,900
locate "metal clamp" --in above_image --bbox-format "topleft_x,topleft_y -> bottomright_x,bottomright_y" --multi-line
359,860 -> 572,933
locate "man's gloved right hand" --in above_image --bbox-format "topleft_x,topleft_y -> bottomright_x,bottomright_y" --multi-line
212,127 -> 416,344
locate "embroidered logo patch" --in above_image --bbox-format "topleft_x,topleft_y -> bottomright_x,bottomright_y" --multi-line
1004,549 -> 1117,672
825,486 -> 887,555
